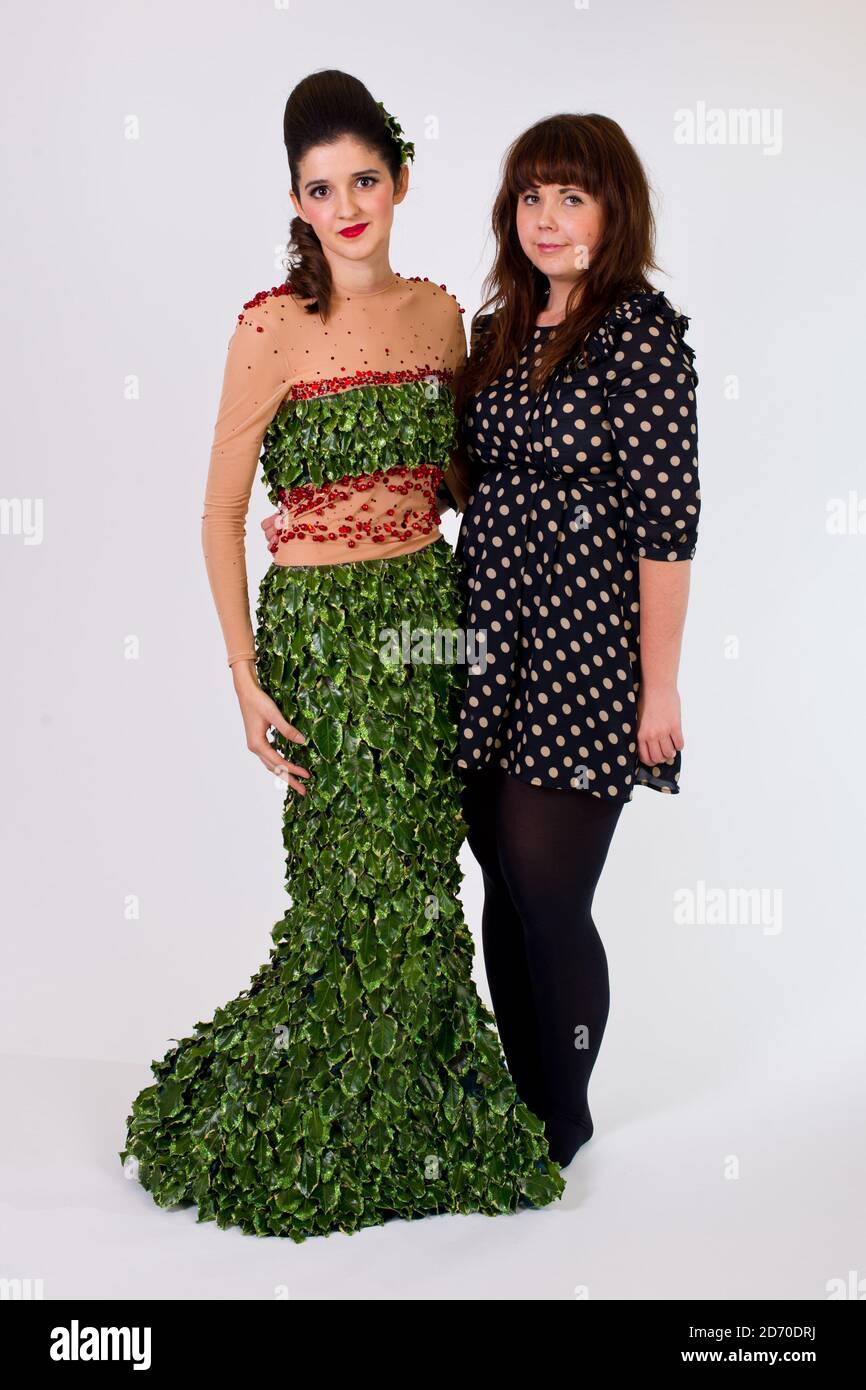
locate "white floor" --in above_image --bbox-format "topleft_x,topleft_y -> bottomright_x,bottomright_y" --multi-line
1,1051 -> 860,1301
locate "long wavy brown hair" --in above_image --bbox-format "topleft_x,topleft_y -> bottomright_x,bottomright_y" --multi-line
452,113 -> 664,494
282,70 -> 406,318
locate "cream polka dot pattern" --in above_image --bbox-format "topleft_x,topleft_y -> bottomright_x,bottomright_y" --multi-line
454,288 -> 700,803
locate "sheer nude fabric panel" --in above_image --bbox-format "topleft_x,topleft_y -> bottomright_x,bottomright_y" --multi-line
266,468 -> 445,567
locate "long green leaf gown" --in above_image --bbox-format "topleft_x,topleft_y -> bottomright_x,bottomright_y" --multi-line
119,272 -> 565,1239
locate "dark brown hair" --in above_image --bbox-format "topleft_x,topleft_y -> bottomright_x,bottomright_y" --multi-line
454,113 -> 663,425
282,70 -> 406,318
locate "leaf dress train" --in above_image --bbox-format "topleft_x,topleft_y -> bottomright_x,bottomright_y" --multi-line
119,271 -> 565,1239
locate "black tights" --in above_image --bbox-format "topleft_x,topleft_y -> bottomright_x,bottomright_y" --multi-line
459,765 -> 624,1168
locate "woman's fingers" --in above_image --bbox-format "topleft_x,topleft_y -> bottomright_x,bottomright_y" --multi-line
638,727 -> 681,765
260,512 -> 280,543
273,769 -> 309,796
636,688 -> 684,766
270,763 -> 310,796
277,760 -> 310,780
271,714 -> 307,747
639,734 -> 661,765
657,731 -> 678,761
248,738 -> 310,795
236,682 -> 311,795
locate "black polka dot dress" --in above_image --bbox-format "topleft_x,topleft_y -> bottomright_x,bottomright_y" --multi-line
454,288 -> 700,803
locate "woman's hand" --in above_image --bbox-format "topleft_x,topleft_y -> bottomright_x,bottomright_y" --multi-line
636,682 -> 684,767
232,662 -> 310,796
261,510 -> 281,552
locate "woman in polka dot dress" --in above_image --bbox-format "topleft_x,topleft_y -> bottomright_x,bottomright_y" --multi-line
450,113 -> 701,1167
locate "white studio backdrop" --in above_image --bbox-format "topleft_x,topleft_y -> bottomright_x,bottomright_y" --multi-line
1,0 -> 863,1298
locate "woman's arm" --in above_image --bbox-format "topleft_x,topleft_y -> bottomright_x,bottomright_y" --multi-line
201,301 -> 310,793
201,306 -> 293,671
634,558 -> 691,765
435,298 -> 474,514
603,302 -> 701,766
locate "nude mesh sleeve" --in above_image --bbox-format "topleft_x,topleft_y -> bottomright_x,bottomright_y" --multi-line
201,312 -> 291,667
436,302 -> 472,513
434,303 -> 470,512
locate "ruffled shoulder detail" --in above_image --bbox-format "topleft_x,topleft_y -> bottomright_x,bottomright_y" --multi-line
580,288 -> 697,380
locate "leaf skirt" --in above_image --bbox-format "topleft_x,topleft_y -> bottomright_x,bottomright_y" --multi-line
119,538 -> 565,1240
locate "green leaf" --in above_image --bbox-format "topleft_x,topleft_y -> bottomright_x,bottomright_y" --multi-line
369,1014 -> 398,1059
311,715 -> 342,760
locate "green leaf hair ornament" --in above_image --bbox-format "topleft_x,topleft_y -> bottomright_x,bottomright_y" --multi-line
376,100 -> 415,165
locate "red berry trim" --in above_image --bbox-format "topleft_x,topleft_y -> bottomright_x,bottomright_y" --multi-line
238,283 -> 296,323
284,363 -> 454,402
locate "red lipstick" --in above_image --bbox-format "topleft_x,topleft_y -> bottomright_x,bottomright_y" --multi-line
339,223 -> 368,238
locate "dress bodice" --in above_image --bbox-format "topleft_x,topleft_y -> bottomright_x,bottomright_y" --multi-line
201,273 -> 467,666
258,356 -> 459,503
463,288 -> 700,559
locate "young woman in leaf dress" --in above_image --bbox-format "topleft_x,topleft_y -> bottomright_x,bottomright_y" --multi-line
118,71 -> 565,1240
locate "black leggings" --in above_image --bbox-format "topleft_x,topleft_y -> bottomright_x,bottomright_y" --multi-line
459,765 -> 624,1168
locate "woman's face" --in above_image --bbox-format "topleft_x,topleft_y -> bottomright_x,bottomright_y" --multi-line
290,134 -> 407,266
515,180 -> 603,283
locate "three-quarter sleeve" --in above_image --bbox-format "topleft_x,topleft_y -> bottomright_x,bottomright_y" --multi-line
443,297 -> 468,375
600,294 -> 700,562
201,307 -> 291,667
